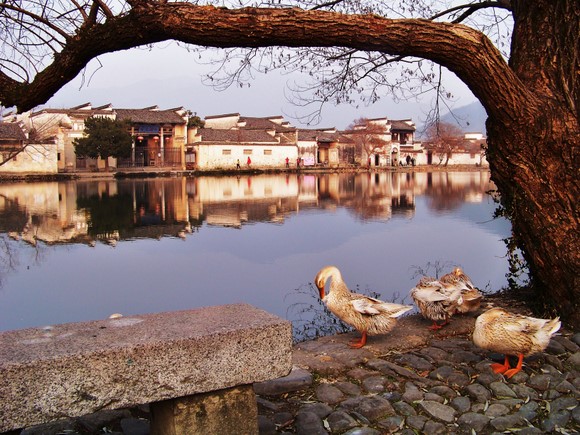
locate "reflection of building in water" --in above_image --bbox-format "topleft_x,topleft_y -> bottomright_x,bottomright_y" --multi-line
316,172 -> 416,221
396,171 -> 495,212
117,179 -> 190,239
187,175 -> 305,228
0,172 -> 495,245
0,182 -> 93,245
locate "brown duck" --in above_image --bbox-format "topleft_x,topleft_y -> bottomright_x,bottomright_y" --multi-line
410,276 -> 463,330
472,307 -> 561,378
314,265 -> 413,348
440,267 -> 483,314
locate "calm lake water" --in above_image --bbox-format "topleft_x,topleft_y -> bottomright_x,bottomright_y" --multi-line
0,171 -> 511,339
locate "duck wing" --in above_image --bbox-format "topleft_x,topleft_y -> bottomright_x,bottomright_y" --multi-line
501,312 -> 559,335
411,285 -> 457,303
351,297 -> 412,317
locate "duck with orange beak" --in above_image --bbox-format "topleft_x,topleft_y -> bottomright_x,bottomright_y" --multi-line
315,265 -> 413,348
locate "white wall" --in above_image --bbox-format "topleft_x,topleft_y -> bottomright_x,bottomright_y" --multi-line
0,144 -> 58,174
432,151 -> 488,166
196,144 -> 298,170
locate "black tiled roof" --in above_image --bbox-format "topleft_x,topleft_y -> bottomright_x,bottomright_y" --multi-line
0,123 -> 27,140
390,120 -> 416,131
196,128 -> 281,144
115,109 -> 185,124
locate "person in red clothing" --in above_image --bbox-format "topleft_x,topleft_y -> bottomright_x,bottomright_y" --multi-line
247,156 -> 252,167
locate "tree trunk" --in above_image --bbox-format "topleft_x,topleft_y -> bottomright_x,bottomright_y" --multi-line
487,116 -> 579,327
485,0 -> 579,328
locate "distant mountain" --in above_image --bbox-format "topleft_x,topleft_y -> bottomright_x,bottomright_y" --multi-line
439,101 -> 488,134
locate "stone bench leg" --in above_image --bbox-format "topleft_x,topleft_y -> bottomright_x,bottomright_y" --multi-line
150,385 -> 258,435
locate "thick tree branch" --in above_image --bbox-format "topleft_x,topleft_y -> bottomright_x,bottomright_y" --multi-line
0,4 -> 531,122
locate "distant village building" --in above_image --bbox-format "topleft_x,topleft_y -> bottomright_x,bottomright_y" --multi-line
8,103 -> 188,171
297,128 -> 353,167
11,103 -> 115,172
188,114 -> 298,170
2,103 -> 488,173
115,106 -> 188,169
423,132 -> 488,166
0,122 -> 57,173
341,117 -> 419,167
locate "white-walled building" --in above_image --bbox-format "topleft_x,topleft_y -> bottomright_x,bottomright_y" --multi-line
0,122 -> 58,174
341,117 -> 419,167
423,132 -> 488,166
9,103 -> 188,171
189,114 -> 298,170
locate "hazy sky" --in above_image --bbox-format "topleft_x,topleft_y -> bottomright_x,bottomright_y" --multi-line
46,42 -> 478,130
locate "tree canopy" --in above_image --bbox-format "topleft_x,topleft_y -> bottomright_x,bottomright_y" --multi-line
346,118 -> 389,164
423,122 -> 464,166
73,117 -> 132,169
0,0 -> 578,326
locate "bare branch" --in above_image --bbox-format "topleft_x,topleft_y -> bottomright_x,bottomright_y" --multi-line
429,1 -> 512,23
0,2 -> 71,41
310,0 -> 345,11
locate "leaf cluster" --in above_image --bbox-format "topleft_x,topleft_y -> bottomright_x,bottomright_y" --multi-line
73,116 -> 132,160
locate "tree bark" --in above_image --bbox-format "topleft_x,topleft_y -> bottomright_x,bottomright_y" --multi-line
486,0 -> 579,326
0,1 -> 578,327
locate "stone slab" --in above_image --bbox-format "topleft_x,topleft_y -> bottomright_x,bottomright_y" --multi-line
0,304 -> 292,432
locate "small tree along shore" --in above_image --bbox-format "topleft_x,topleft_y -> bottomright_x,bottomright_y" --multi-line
73,117 -> 132,171
0,1 -> 578,327
423,122 -> 465,167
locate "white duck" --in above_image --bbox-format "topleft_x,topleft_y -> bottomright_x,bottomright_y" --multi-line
314,265 -> 413,348
472,307 -> 561,378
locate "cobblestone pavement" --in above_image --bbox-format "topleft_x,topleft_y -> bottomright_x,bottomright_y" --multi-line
255,296 -> 580,434
16,296 -> 580,435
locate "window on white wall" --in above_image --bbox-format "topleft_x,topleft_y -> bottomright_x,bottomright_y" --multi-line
264,149 -> 272,155
243,149 -> 252,155
222,149 -> 232,155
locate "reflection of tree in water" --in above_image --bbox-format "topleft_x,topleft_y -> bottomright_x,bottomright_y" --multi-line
77,193 -> 135,239
0,234 -> 50,290
425,173 -> 493,212
286,283 -> 393,343
0,235 -> 18,288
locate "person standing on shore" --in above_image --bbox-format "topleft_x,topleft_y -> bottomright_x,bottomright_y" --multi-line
247,156 -> 251,167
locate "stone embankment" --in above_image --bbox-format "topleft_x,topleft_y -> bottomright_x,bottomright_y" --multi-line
16,295 -> 580,434
0,164 -> 490,183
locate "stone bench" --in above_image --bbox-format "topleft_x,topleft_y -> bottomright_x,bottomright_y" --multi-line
0,304 -> 292,434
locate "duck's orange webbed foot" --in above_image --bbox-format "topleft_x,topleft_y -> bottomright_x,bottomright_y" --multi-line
349,331 -> 367,348
490,355 -> 510,374
503,354 -> 524,378
428,319 -> 449,330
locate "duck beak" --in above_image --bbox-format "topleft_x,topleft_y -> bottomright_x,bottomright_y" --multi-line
316,283 -> 325,299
